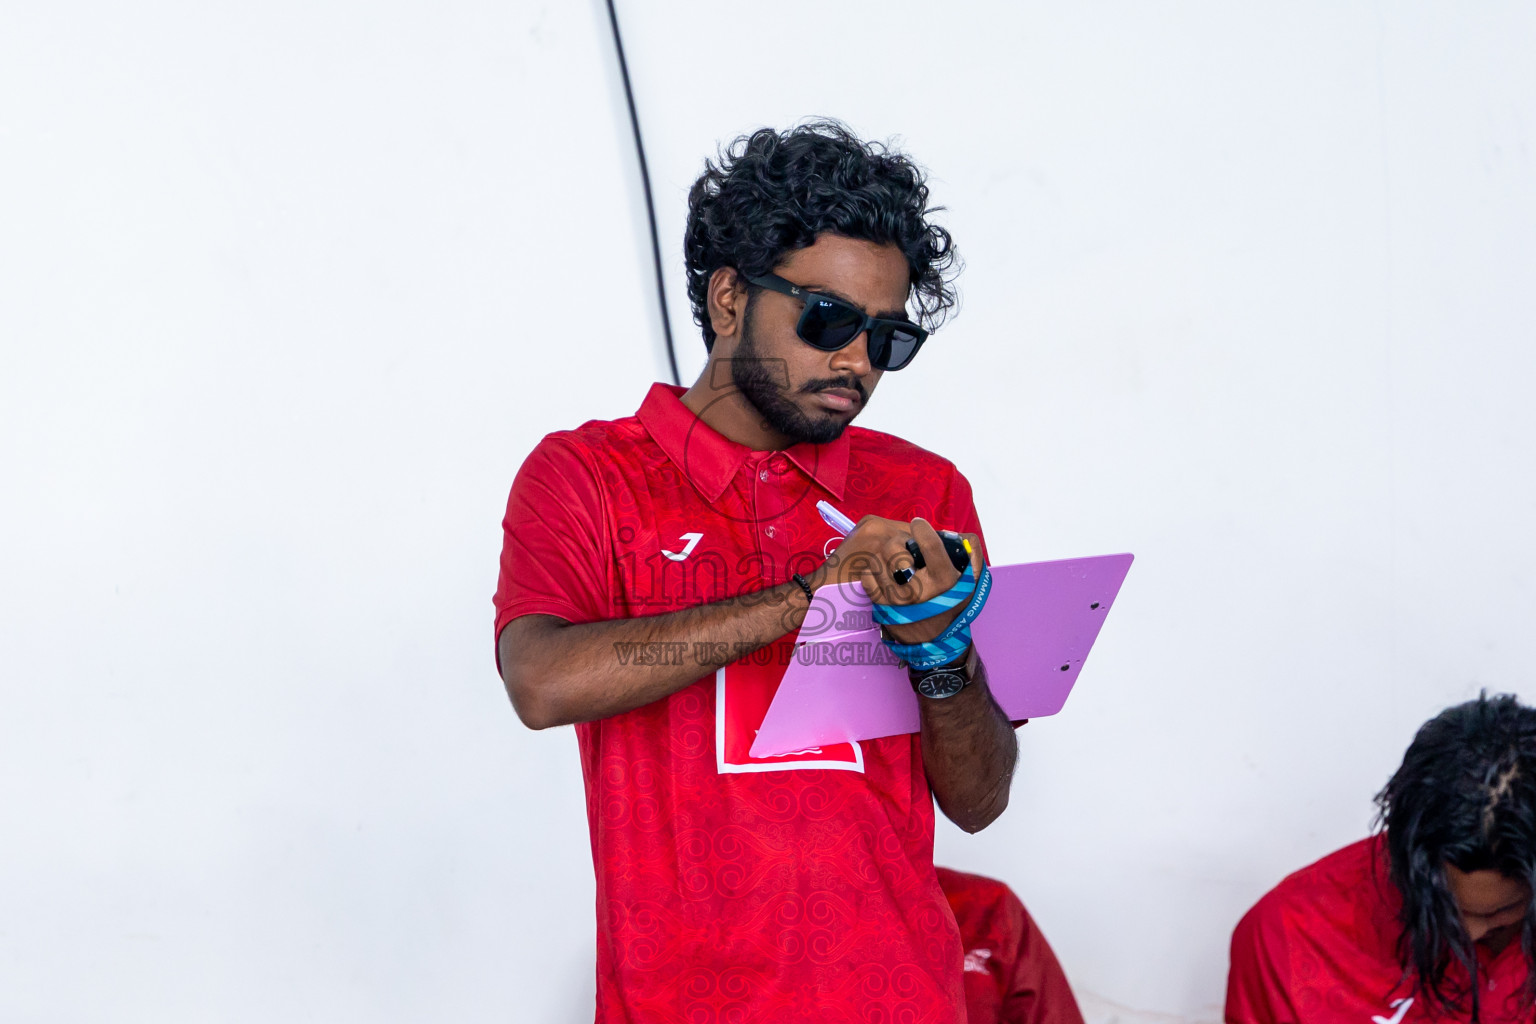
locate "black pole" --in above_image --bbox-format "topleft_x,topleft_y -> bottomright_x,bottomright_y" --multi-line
603,0 -> 681,387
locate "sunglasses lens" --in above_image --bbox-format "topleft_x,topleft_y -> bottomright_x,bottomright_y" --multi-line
799,297 -> 864,350
870,322 -> 926,370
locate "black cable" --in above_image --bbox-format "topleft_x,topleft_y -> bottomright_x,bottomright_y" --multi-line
603,0 -> 681,387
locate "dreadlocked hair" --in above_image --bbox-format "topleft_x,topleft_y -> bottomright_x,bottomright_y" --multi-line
1376,692 -> 1536,1017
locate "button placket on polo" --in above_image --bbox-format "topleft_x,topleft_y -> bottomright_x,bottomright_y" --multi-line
764,457 -> 788,544
763,461 -> 778,541
749,452 -> 792,560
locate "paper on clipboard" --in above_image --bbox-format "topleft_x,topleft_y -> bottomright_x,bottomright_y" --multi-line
748,553 -> 1134,758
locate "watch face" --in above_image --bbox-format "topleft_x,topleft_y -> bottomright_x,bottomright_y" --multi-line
916,670 -> 967,699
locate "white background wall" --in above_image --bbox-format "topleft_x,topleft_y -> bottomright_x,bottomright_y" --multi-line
3,2 -> 1534,1021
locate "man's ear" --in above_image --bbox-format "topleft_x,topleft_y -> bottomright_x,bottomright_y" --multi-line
706,267 -> 748,346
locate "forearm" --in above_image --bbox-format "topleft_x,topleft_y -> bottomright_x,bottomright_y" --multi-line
499,581 -> 807,729
919,651 -> 1018,833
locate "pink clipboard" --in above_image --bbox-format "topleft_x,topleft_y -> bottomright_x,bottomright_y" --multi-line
749,554 -> 1134,758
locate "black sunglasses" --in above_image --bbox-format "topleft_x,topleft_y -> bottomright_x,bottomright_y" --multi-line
745,273 -> 929,371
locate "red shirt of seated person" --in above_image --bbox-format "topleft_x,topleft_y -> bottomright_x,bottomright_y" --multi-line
936,867 -> 1085,1024
1226,693 -> 1536,1024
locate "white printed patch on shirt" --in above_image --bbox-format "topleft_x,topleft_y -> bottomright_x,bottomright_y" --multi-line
963,948 -> 994,974
715,660 -> 863,774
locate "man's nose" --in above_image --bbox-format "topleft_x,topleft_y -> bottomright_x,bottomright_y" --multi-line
830,332 -> 873,375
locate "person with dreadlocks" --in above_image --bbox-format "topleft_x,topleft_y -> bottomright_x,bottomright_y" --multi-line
1226,693 -> 1536,1023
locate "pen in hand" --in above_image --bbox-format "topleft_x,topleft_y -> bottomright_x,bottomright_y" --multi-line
815,500 -> 972,581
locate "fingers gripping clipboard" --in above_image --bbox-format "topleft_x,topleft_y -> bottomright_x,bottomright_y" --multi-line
749,554 -> 1134,759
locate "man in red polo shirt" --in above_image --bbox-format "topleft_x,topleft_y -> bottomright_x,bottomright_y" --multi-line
494,122 -> 1020,1022
1226,693 -> 1536,1023
936,867 -> 1085,1024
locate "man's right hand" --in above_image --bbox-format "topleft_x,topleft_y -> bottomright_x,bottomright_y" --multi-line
808,515 -> 983,646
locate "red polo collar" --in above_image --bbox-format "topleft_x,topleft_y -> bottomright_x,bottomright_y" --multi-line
636,383 -> 850,504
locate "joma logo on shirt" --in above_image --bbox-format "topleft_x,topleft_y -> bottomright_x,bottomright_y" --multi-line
661,532 -> 703,560
1372,998 -> 1412,1024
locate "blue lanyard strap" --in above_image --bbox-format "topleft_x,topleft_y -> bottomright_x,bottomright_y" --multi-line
888,632 -> 974,670
871,566 -> 976,626
878,565 -> 994,670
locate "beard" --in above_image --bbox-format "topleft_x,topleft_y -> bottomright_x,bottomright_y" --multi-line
730,300 -> 867,445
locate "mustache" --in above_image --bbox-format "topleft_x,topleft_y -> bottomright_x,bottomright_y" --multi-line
799,377 -> 867,400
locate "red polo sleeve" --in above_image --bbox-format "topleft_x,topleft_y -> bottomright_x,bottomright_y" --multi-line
493,434 -> 611,662
945,466 -> 989,564
939,868 -> 1084,1024
1226,896 -> 1294,1024
1000,901 -> 1084,1024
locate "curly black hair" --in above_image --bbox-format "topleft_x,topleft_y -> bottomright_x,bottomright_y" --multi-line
683,120 -> 959,353
1375,692 -> 1536,1018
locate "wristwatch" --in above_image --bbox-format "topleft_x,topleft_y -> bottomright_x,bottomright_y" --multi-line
908,645 -> 978,700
